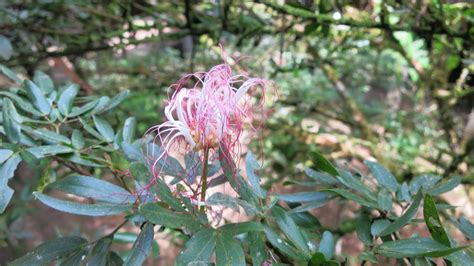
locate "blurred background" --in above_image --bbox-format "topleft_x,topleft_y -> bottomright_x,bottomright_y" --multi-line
0,0 -> 472,264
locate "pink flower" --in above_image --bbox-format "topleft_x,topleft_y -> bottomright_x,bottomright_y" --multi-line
149,63 -> 268,164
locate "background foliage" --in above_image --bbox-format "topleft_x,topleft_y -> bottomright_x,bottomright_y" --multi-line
0,0 -> 472,265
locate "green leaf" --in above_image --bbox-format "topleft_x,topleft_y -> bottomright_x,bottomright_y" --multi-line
90,96 -> 110,115
58,84 -> 79,116
3,98 -> 22,143
377,190 -> 423,236
88,237 -> 111,266
323,188 -> 379,209
377,189 -> 393,211
0,65 -> 21,83
102,90 -> 129,113
423,194 -> 451,246
409,175 -> 441,194
428,176 -> 461,195
59,247 -> 89,266
356,213 -> 372,245
272,206 -> 311,258
304,168 -> 339,185
370,219 -> 390,236
359,251 -> 378,263
155,177 -> 186,212
0,153 -> 21,213
23,127 -> 71,144
26,145 -> 74,158
71,130 -> 85,149
0,149 -> 13,164
336,170 -> 377,202
248,232 -> 268,266
122,117 -> 137,144
176,228 -> 216,266
374,237 -> 467,258
365,160 -> 399,192
0,35 -> 13,60
215,231 -> 245,266
263,226 -> 303,261
33,70 -> 54,94
206,192 -> 239,212
9,237 -> 87,266
124,222 -> 154,266
69,99 -> 99,117
107,251 -> 124,266
220,221 -> 265,236
93,115 -> 114,142
65,153 -> 102,167
319,231 -> 335,260
451,217 -> 474,240
308,252 -> 339,266
33,192 -> 132,216
139,203 -> 200,230
49,175 -> 134,204
397,182 -> 411,202
310,150 -> 339,176
24,80 -> 51,115
0,91 -> 42,116
277,191 -> 332,203
245,152 -> 266,198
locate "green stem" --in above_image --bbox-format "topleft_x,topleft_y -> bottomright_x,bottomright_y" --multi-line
199,147 -> 210,213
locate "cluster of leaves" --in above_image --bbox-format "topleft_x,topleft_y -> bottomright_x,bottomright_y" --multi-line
1,66 -> 472,265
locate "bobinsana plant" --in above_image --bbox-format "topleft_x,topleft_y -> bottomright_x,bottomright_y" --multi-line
1,63 -> 472,265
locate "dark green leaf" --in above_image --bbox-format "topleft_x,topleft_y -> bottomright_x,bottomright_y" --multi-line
139,203 -> 200,230
0,65 -> 21,83
220,221 -> 264,235
26,145 -> 74,158
65,153 -> 102,167
245,152 -> 266,198
3,98 -> 22,143
377,190 -> 423,236
423,194 -> 451,246
93,115 -> 114,142
0,153 -> 21,213
359,251 -> 377,263
0,91 -> 42,116
263,226 -> 303,261
308,252 -> 327,266
107,251 -> 124,266
0,149 -> 13,164
124,222 -> 154,266
374,237 -> 467,258
277,191 -> 332,203
207,192 -> 239,212
49,175 -> 134,204
451,216 -> 474,240
88,237 -> 111,266
24,80 -> 51,115
310,150 -> 339,176
304,168 -> 338,185
248,232 -> 268,266
377,189 -> 393,211
176,228 -> 216,266
33,192 -> 132,216
215,231 -> 245,266
71,130 -> 85,149
58,84 -> 79,116
370,219 -> 390,236
336,170 -> 377,202
323,188 -> 379,209
102,90 -> 129,112
122,117 -> 137,144
397,182 -> 411,202
23,127 -> 71,144
33,70 -> 54,94
0,35 -> 13,60
155,178 -> 186,212
9,236 -> 87,266
365,160 -> 399,192
69,99 -> 99,117
272,206 -> 311,258
59,247 -> 89,266
356,213 -> 372,245
409,175 -> 441,195
428,176 -> 461,195
319,231 -> 335,260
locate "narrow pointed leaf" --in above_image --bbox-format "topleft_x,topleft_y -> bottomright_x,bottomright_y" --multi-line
176,228 -> 216,266
24,80 -> 51,115
124,222 -> 154,266
58,84 -> 79,115
365,160 -> 399,192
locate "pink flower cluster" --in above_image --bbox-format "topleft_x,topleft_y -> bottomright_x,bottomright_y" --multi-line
150,63 -> 268,160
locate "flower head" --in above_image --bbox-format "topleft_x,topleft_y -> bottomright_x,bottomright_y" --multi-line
149,63 -> 268,165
